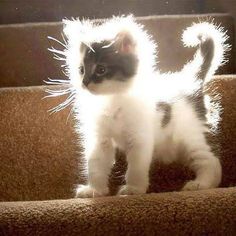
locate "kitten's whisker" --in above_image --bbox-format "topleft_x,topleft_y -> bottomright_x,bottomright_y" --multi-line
47,78 -> 70,83
44,89 -> 72,97
44,80 -> 70,86
43,93 -> 67,99
49,101 -> 72,114
44,78 -> 70,84
45,88 -> 73,94
82,41 -> 95,53
47,36 -> 68,49
61,33 -> 68,46
45,87 -> 73,93
102,40 -> 116,49
43,79 -> 74,100
53,55 -> 66,61
48,94 -> 75,114
43,89 -> 73,99
48,47 -> 66,56
62,70 -> 69,77
44,81 -> 68,85
66,107 -> 74,124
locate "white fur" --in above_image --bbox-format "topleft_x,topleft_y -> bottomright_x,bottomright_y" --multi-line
63,16 -> 225,198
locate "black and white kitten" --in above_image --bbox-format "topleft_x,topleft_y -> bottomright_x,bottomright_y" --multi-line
58,16 -> 228,197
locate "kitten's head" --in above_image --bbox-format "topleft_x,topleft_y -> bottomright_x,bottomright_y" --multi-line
64,15 -> 156,95
77,32 -> 138,94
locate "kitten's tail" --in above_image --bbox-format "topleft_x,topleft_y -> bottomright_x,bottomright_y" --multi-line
182,22 -> 230,83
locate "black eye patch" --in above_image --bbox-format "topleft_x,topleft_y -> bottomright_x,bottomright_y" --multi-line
81,40 -> 138,83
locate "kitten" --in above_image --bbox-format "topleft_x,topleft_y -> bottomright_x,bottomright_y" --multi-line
59,15 -> 228,197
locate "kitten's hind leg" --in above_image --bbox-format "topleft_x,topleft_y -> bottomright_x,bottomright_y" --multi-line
182,148 -> 222,191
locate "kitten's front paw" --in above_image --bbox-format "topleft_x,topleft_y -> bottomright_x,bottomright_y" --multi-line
117,185 -> 146,196
182,180 -> 209,191
75,185 -> 109,198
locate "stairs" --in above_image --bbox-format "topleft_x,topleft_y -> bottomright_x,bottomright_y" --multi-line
0,12 -> 236,200
0,13 -> 236,235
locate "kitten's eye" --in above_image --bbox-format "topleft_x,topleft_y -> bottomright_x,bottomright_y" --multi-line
95,65 -> 107,76
79,66 -> 84,75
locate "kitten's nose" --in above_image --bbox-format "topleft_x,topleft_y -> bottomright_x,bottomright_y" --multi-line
82,78 -> 90,87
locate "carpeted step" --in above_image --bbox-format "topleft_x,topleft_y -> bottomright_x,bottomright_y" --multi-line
0,75 -> 235,202
0,188 -> 236,235
0,14 -> 235,87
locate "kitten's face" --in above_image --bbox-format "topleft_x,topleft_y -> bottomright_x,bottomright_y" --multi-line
78,34 -> 138,95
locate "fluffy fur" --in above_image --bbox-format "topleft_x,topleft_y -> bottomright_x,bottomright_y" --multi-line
51,15 -> 229,197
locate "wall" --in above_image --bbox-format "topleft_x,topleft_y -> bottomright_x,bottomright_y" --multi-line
0,1 -> 235,24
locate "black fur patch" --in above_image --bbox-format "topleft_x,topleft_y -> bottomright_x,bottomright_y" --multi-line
186,90 -> 206,121
81,41 -> 138,86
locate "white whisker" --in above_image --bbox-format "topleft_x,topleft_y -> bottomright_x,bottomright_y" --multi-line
66,107 -> 74,124
48,93 -> 75,114
61,33 -> 68,46
47,36 -> 68,49
53,55 -> 66,61
45,78 -> 70,84
102,40 -> 116,49
48,47 -> 66,56
42,90 -> 72,100
62,70 -> 69,77
46,34 -> 75,116
44,80 -> 68,85
44,89 -> 72,97
82,42 -> 95,53
43,77 -> 73,99
45,87 -> 72,93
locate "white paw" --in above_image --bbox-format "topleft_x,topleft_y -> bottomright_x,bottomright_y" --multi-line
182,180 -> 209,191
117,185 -> 146,196
75,185 -> 109,198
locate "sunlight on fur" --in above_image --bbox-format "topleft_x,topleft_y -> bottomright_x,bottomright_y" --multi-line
46,15 -> 229,198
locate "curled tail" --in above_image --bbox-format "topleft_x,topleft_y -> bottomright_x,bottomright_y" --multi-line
182,22 -> 230,83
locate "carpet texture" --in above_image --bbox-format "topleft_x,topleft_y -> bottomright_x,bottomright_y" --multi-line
1,188 -> 236,235
0,14 -> 235,87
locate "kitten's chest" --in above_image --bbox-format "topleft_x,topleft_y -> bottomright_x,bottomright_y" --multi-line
101,105 -> 124,137
99,101 -> 133,150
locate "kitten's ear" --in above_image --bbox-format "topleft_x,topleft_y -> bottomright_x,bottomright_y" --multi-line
114,31 -> 136,54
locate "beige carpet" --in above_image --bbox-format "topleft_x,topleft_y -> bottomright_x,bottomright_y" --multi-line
1,188 -> 236,235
